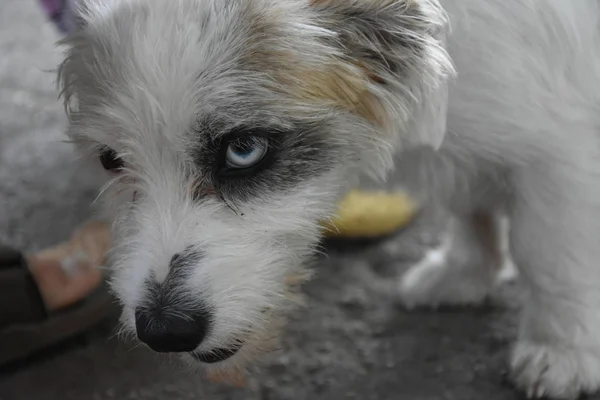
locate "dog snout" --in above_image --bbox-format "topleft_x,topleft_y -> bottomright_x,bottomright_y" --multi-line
135,308 -> 209,353
134,249 -> 209,353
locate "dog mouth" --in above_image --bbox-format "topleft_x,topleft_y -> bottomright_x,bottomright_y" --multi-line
191,344 -> 243,364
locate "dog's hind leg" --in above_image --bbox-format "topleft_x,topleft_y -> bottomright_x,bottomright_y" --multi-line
397,210 -> 516,309
388,145 -> 516,309
508,161 -> 600,399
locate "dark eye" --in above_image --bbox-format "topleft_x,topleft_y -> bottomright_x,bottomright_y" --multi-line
99,147 -> 125,172
224,137 -> 269,170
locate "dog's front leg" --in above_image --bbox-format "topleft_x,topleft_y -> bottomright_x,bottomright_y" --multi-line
508,163 -> 600,399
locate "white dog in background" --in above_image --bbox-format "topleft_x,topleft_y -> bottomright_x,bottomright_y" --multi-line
57,0 -> 600,398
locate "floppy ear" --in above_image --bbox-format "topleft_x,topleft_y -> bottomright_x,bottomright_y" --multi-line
309,0 -> 454,150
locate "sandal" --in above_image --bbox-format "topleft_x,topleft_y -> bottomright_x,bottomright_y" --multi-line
0,222 -> 118,366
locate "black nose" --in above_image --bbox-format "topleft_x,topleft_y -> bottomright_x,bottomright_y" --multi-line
135,309 -> 209,353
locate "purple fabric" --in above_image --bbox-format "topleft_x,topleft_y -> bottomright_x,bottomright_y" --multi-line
38,0 -> 78,34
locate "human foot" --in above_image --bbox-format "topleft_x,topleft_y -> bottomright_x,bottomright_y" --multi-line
26,221 -> 111,312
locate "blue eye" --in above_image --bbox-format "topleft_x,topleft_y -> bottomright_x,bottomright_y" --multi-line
225,137 -> 268,169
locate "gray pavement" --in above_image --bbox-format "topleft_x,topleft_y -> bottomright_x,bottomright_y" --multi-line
0,1 -> 590,399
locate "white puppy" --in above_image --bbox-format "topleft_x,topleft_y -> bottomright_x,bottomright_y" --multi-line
57,0 -> 600,398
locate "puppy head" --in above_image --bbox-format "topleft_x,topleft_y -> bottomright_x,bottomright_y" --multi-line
58,0 -> 452,374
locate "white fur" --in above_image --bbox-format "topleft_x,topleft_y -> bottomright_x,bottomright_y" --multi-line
394,1 -> 600,398
57,0 -> 600,398
399,214 -> 516,310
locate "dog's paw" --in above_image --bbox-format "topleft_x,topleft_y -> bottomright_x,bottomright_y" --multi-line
397,243 -> 491,309
510,340 -> 600,399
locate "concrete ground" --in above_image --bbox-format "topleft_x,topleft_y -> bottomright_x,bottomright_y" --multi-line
0,1 -> 595,400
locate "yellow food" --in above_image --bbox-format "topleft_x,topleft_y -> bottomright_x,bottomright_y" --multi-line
321,189 -> 418,238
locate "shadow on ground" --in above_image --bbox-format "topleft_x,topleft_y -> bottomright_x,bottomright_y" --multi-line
0,244 -> 521,400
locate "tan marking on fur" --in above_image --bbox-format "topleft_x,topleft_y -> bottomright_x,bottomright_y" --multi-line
207,368 -> 247,387
355,59 -> 387,84
239,2 -> 387,126
284,271 -> 313,287
471,212 -> 504,271
285,63 -> 386,125
188,178 -> 217,200
249,47 -> 386,125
